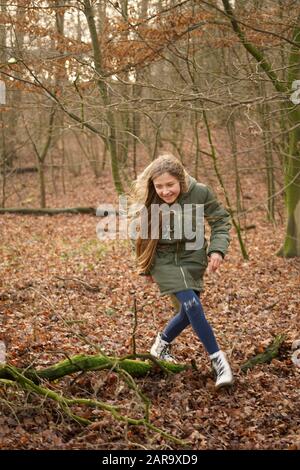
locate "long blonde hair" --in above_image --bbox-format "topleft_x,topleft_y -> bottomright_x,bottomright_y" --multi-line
129,154 -> 189,274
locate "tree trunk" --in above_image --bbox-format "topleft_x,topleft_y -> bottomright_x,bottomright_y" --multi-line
222,0 -> 300,257
279,26 -> 300,256
37,159 -> 46,208
83,0 -> 124,194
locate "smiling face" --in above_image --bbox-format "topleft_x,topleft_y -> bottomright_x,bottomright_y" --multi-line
152,172 -> 181,204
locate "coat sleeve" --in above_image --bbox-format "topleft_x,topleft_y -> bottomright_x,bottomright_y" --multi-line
203,185 -> 231,258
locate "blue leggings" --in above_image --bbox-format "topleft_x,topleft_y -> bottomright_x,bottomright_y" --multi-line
161,289 -> 219,355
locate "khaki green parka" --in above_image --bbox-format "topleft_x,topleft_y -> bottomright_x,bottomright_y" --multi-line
137,175 -> 231,296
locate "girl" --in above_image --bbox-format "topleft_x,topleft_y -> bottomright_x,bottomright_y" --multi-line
130,154 -> 234,389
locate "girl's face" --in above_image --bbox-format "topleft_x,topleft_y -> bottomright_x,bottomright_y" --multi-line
153,172 -> 181,204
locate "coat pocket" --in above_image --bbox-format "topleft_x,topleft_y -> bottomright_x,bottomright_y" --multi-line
181,248 -> 208,267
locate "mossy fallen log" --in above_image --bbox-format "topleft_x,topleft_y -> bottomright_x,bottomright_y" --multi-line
0,353 -> 189,382
0,166 -> 38,175
241,334 -> 286,372
0,363 -> 188,446
0,207 -> 96,215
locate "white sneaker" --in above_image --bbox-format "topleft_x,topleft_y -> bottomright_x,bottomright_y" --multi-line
210,350 -> 234,389
150,333 -> 176,363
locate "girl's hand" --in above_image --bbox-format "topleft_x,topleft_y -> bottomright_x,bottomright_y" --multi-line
207,252 -> 223,273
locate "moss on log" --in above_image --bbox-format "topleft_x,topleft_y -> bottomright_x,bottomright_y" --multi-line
0,353 -> 189,382
0,207 -> 96,215
241,334 -> 286,372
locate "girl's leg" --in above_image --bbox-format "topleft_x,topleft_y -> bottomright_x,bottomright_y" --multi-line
155,289 -> 233,388
174,289 -> 219,355
161,303 -> 190,343
162,290 -> 200,342
150,292 -> 196,361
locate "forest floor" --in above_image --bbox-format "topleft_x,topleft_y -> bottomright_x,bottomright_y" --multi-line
0,160 -> 300,450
